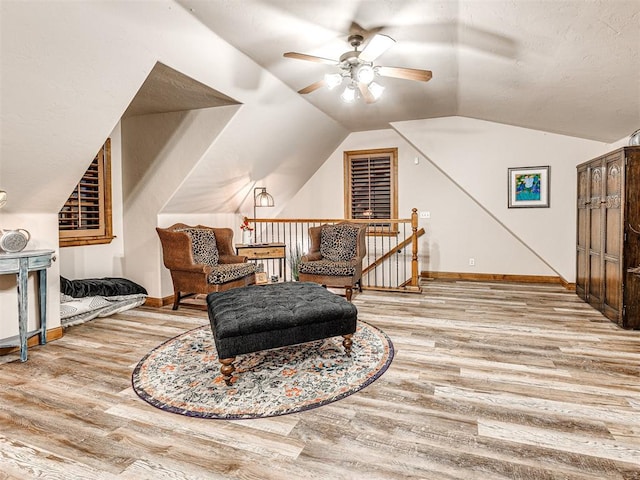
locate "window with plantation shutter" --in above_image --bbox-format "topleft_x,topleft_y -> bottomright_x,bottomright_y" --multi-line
59,139 -> 113,247
344,148 -> 398,233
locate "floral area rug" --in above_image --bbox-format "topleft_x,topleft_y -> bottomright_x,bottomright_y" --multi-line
132,321 -> 394,419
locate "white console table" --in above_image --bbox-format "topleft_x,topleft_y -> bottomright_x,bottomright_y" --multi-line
0,249 -> 55,362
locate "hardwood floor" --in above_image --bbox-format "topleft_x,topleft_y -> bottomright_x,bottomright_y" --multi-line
0,280 -> 638,479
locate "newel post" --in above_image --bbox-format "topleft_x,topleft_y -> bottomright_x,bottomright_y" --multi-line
411,208 -> 419,287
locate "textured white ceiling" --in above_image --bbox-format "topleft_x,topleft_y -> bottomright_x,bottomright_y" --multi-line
177,0 -> 639,142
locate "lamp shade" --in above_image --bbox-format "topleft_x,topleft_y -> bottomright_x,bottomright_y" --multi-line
253,187 -> 275,239
254,187 -> 274,207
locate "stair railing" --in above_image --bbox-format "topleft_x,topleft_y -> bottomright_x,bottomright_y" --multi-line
246,208 -> 422,293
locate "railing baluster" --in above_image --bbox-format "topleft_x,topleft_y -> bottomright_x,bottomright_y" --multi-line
247,209 -> 422,293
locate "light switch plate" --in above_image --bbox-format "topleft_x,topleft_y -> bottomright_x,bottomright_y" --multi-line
420,211 -> 430,219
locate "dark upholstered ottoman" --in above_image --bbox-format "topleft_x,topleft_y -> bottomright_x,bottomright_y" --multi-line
206,282 -> 357,385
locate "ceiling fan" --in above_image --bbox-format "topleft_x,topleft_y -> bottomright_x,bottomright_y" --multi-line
284,33 -> 432,104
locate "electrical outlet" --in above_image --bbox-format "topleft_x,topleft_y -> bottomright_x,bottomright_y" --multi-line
420,211 -> 430,219
469,258 -> 475,266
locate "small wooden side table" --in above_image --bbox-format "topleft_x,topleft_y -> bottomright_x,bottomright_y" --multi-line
0,249 -> 55,362
235,243 -> 287,281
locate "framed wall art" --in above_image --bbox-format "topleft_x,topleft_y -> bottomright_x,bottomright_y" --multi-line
508,166 -> 550,208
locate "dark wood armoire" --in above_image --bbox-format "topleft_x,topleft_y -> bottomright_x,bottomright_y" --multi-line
576,146 -> 640,329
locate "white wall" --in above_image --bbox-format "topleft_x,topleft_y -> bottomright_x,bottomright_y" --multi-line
283,117 -> 616,282
58,123 -> 125,280
121,106 -> 241,297
394,117 -> 614,281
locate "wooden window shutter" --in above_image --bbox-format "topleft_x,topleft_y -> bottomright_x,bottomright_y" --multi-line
344,148 -> 398,233
59,139 -> 113,247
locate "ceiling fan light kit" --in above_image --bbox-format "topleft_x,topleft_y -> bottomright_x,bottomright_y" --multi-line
341,83 -> 358,103
324,73 -> 344,90
355,64 -> 375,84
284,33 -> 432,105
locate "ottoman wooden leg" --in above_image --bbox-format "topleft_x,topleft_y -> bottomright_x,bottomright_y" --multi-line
342,334 -> 353,357
219,357 -> 235,386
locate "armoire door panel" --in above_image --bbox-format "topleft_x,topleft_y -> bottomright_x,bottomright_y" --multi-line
590,165 -> 602,203
577,209 -> 588,247
604,259 -> 622,322
576,249 -> 587,298
589,208 -> 602,251
624,274 -> 640,328
605,211 -> 621,256
604,158 -> 623,258
588,162 -> 603,308
588,253 -> 602,305
577,146 -> 640,329
577,168 -> 589,197
576,167 -> 589,298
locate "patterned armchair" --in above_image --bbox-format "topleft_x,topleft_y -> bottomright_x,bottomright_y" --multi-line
156,223 -> 256,310
298,222 -> 367,301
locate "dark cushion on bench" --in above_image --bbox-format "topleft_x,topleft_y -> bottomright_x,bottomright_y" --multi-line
206,282 -> 357,359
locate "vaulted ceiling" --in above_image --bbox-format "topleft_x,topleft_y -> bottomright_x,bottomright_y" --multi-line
177,0 -> 640,142
122,63 -> 239,118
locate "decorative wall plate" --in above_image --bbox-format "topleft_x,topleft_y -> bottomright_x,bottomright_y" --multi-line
0,229 -> 30,253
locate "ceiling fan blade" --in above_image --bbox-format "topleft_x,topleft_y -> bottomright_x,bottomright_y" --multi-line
283,52 -> 337,66
298,80 -> 326,94
377,66 -> 433,82
358,82 -> 376,104
359,34 -> 395,62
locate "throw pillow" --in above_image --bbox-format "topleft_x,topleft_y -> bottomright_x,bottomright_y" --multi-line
320,224 -> 359,262
178,228 -> 219,266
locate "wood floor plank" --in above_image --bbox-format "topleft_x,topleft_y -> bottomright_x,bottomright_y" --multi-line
479,419 -> 640,465
0,433 -> 120,480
